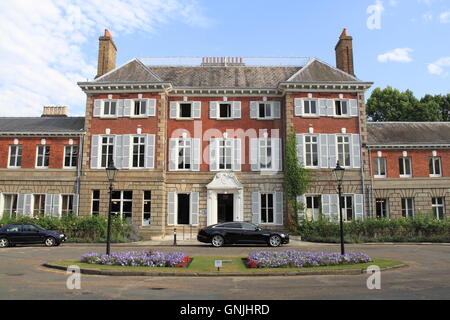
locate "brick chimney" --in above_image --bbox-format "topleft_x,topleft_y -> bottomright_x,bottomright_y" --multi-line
335,28 -> 355,76
42,106 -> 68,117
95,29 -> 117,79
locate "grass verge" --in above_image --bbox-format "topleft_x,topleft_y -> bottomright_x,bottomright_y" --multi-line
48,256 -> 404,275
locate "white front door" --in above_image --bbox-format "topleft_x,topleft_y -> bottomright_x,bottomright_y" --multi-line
207,189 -> 243,226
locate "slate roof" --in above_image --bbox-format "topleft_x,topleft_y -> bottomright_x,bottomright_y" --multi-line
287,59 -> 359,82
0,117 -> 85,134
93,58 -> 363,88
367,122 -> 450,146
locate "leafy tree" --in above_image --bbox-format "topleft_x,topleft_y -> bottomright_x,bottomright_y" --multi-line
284,133 -> 311,230
421,94 -> 450,121
367,87 -> 445,122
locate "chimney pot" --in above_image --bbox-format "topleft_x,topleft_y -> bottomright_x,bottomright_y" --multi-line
95,29 -> 117,79
335,28 -> 355,76
42,106 -> 68,117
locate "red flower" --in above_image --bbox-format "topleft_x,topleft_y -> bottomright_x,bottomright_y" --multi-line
247,259 -> 258,269
177,256 -> 190,268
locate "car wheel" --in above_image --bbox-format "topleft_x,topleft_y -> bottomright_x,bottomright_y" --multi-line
44,237 -> 56,247
0,238 -> 9,248
211,235 -> 225,248
268,235 -> 282,247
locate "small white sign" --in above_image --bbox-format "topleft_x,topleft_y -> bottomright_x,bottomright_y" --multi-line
215,260 -> 223,268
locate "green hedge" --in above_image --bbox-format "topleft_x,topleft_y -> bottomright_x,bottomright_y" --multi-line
0,215 -> 143,243
295,217 -> 450,243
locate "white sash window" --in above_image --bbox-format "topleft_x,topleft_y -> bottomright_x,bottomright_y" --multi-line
304,135 -> 319,168
132,136 -> 146,168
219,140 -> 233,170
36,145 -> 50,168
8,145 -> 22,168
100,136 -> 115,168
337,136 -> 351,167
178,139 -> 192,170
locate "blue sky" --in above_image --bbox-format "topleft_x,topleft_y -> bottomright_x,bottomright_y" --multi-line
0,0 -> 448,116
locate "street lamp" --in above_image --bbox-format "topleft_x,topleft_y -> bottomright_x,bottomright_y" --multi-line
333,161 -> 346,256
106,159 -> 118,255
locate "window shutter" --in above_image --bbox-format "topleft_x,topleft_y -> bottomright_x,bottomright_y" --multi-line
145,134 -> 156,169
294,99 -> 303,116
121,135 -> 131,169
24,194 -> 33,217
250,102 -> 259,119
170,102 -> 178,119
328,134 -> 337,168
90,135 -> 100,169
193,101 -> 201,119
192,138 -> 201,171
232,101 -> 241,119
326,100 -> 335,117
167,192 -> 176,226
0,194 -> 4,218
252,192 -> 261,224
209,102 -> 218,119
123,99 -> 133,117
114,135 -> 123,169
117,100 -> 124,117
93,100 -> 102,117
349,99 -> 358,117
72,194 -> 79,215
319,134 -> 328,169
354,194 -> 364,220
147,99 -> 156,117
16,194 -> 25,215
233,139 -> 242,172
209,139 -> 218,171
250,138 -> 260,171
351,134 -> 361,169
275,192 -> 283,225
52,194 -> 61,218
190,192 -> 199,226
272,101 -> 281,119
321,195 -> 330,220
169,139 -> 178,171
272,138 -> 282,172
297,195 -> 306,222
296,134 -> 304,166
319,99 -> 327,116
330,194 -> 339,221
45,194 -> 53,216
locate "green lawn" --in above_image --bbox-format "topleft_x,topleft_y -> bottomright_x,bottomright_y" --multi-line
50,256 -> 403,274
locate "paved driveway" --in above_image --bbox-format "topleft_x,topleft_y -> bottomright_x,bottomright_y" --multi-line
0,243 -> 449,300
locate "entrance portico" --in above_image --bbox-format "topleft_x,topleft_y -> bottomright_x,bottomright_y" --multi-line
206,173 -> 244,226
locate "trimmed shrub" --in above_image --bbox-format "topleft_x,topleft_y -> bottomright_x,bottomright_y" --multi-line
295,217 -> 450,243
0,215 -> 142,243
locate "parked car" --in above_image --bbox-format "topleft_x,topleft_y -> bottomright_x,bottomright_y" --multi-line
0,223 -> 67,248
197,222 -> 289,247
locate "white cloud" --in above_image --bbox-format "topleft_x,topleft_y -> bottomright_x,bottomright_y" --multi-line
439,11 -> 450,23
0,0 -> 212,117
377,48 -> 414,63
428,57 -> 450,77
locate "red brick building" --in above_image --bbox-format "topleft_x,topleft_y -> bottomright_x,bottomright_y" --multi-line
0,29 -> 448,239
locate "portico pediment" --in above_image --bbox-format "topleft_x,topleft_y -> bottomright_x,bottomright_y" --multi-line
207,172 -> 243,190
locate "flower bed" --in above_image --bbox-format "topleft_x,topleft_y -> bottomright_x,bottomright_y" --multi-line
246,250 -> 372,269
81,251 -> 190,268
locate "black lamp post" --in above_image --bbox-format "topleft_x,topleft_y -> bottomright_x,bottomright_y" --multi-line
105,159 -> 118,255
333,161 -> 346,256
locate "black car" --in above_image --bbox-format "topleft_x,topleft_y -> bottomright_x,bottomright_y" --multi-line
0,223 -> 67,248
197,222 -> 289,247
